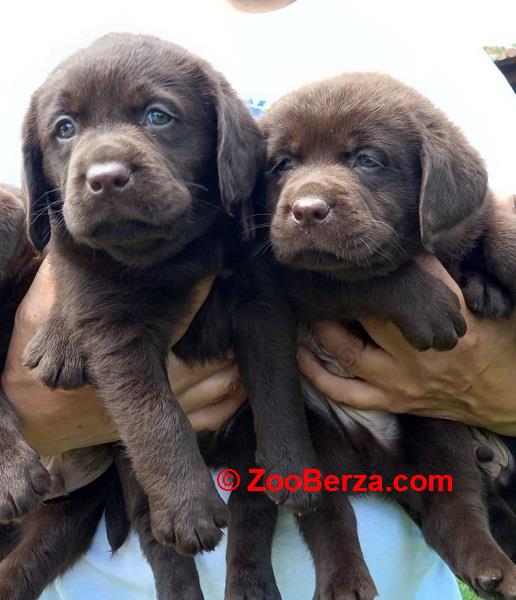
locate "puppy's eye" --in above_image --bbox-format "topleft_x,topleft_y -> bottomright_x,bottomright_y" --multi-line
354,154 -> 382,169
272,158 -> 294,173
145,108 -> 173,127
55,118 -> 76,140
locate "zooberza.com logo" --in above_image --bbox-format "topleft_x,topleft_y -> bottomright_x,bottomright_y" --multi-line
216,468 -> 453,494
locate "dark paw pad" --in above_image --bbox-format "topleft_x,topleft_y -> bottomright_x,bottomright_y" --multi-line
460,272 -> 513,319
0,444 -> 50,522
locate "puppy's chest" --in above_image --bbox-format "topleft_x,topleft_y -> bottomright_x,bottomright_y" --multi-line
283,269 -> 356,321
285,269 -> 401,449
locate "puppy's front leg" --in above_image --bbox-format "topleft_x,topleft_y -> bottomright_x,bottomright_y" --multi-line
88,336 -> 228,554
114,451 -> 204,600
232,294 -> 321,515
296,408 -> 377,600
348,260 -> 467,351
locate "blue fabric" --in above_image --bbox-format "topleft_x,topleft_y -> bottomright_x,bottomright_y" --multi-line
39,492 -> 461,600
246,98 -> 268,118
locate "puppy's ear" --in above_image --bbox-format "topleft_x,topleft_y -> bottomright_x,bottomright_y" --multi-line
213,78 -> 265,239
22,96 -> 54,251
418,118 -> 488,253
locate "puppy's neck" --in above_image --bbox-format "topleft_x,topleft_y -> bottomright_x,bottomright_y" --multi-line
48,220 -> 230,290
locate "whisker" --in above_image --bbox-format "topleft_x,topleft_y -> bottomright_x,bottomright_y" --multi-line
250,239 -> 273,260
184,181 -> 209,193
245,223 -> 271,233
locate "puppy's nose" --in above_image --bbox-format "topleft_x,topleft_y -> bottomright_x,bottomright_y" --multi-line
86,162 -> 132,195
292,197 -> 330,225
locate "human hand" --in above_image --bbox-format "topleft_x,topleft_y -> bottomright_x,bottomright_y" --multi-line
2,258 -> 245,455
298,194 -> 516,435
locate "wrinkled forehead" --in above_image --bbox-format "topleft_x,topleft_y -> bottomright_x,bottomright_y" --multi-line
265,90 -> 419,159
37,40 -> 210,129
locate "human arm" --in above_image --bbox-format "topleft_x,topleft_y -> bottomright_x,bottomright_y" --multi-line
1,259 -> 245,455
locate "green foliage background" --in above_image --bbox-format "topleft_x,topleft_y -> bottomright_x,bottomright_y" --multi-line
459,580 -> 481,600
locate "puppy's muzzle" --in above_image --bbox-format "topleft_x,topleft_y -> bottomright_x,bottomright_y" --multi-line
86,162 -> 133,197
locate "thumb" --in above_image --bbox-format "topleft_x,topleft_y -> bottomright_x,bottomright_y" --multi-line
297,345 -> 391,410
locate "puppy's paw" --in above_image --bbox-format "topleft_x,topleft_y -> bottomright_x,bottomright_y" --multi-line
256,448 -> 322,515
459,271 -> 513,319
225,572 -> 281,600
395,280 -> 466,351
458,551 -> 516,600
149,483 -> 228,555
314,567 -> 378,600
0,440 -> 50,522
24,315 -> 87,390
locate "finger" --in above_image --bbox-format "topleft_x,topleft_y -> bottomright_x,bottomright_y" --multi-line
413,253 -> 465,307
188,388 -> 246,432
298,347 -> 395,410
175,363 -> 241,412
167,353 -> 235,394
308,321 -> 396,380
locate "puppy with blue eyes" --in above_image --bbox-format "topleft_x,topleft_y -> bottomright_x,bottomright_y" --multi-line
258,72 -> 516,600
0,32 -> 322,599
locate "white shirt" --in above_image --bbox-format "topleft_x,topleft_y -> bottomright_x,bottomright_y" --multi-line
1,0 -> 515,192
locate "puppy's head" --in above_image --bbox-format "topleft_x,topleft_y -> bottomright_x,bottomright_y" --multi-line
23,33 -> 263,267
0,185 -> 26,282
261,73 -> 488,279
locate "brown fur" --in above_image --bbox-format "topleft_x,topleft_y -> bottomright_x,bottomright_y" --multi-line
0,33 -> 322,599
258,73 -> 516,600
0,185 -> 50,532
2,61 -> 515,600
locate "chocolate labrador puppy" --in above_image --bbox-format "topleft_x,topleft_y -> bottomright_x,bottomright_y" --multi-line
0,33 -> 321,599
0,185 -> 50,530
255,73 -> 516,599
